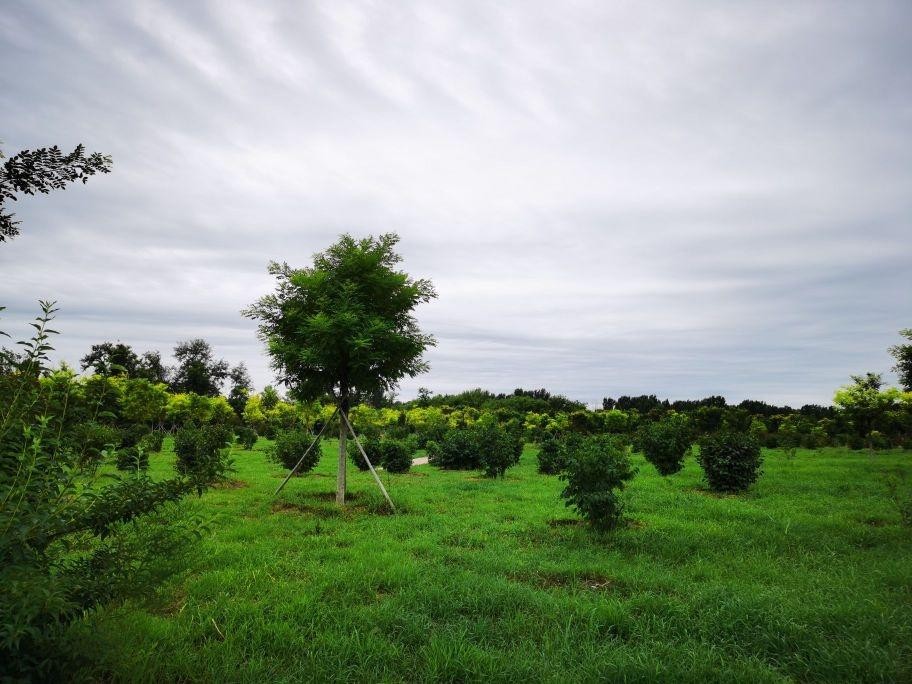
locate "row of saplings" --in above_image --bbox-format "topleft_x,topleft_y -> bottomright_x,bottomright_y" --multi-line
538,413 -> 763,529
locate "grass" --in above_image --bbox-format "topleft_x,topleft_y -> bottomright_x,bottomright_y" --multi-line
71,441 -> 912,682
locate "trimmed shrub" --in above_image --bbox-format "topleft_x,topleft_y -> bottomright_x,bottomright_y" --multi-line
174,424 -> 233,489
140,430 -> 165,453
477,421 -> 522,478
379,438 -> 413,474
350,436 -> 379,471
559,435 -> 637,530
636,413 -> 692,476
429,428 -> 483,470
114,445 -> 149,472
270,430 -> 320,474
235,426 -> 258,450
697,432 -> 763,493
537,434 -> 567,474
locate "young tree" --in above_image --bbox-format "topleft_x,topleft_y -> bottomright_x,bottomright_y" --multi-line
244,233 -> 437,504
889,329 -> 912,391
227,362 -> 253,416
137,350 -> 170,384
1,143 -> 111,242
170,339 -> 229,397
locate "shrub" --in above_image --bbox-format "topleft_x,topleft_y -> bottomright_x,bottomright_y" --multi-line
559,435 -> 637,530
476,421 -> 522,478
379,438 -> 413,474
429,428 -> 483,470
697,432 -> 763,493
140,430 -> 165,453
173,424 -> 233,489
636,413 -> 692,476
537,433 -> 582,474
120,423 -> 151,448
350,436 -> 379,471
235,426 -> 258,450
270,430 -> 321,475
68,421 -> 121,466
114,445 -> 149,472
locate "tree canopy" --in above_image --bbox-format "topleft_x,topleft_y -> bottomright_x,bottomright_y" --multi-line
243,233 -> 437,408
170,339 -> 228,397
1,143 -> 111,242
889,329 -> 912,392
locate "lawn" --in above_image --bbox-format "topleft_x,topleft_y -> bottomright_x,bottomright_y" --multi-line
72,441 -> 912,682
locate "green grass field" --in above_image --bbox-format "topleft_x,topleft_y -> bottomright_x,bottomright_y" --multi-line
73,441 -> 911,682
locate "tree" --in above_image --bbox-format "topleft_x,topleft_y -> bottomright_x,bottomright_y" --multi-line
137,350 -> 170,384
80,341 -> 141,377
889,329 -> 912,391
244,233 -> 437,504
1,143 -> 111,242
833,372 -> 902,439
227,362 -> 253,416
260,384 -> 280,410
170,339 -> 228,397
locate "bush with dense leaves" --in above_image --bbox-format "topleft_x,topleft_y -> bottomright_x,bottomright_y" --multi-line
140,429 -> 165,453
636,413 -> 692,476
270,430 -> 321,474
477,420 -> 523,478
173,424 -> 233,489
536,433 -> 577,474
428,427 -> 483,470
696,432 -> 763,492
235,425 -> 258,450
351,436 -> 414,473
559,436 -> 637,530
68,421 -> 121,466
120,423 -> 151,448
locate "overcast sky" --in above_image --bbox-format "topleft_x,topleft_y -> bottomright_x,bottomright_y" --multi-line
1,1 -> 910,407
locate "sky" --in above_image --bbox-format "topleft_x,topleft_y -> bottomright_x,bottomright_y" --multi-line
1,0 -> 910,407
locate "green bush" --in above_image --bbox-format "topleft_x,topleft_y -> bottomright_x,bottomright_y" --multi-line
536,433 -> 572,474
350,436 -> 379,471
235,426 -> 258,450
379,438 -> 413,473
559,435 -> 637,530
271,431 -> 321,474
173,424 -> 233,489
114,445 -> 149,472
636,413 -> 692,476
140,430 -> 165,453
697,432 -> 763,493
68,421 -> 121,466
477,421 -> 522,478
429,428 -> 483,470
120,423 -> 151,448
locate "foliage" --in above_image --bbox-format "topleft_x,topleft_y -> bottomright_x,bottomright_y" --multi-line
833,373 -> 904,440
170,338 -> 229,397
270,431 -> 321,474
115,445 -> 149,472
889,328 -> 912,392
235,426 -> 258,450
67,421 -> 121,467
80,341 -> 140,376
0,302 -> 203,677
636,413 -> 692,476
428,427 -> 483,470
476,418 -> 523,478
559,435 -> 637,530
697,432 -> 763,493
536,433 -> 570,474
172,424 -> 233,490
243,233 -> 437,407
120,378 -> 169,425
227,362 -> 253,416
0,143 -> 111,242
140,430 -> 165,453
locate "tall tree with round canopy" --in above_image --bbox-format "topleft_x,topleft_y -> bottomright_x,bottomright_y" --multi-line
244,233 -> 437,504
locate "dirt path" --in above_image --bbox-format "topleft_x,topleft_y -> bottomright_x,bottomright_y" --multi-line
411,455 -> 429,466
